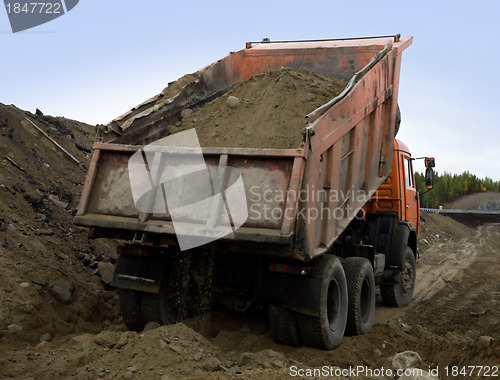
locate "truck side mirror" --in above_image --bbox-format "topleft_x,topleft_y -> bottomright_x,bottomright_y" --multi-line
425,167 -> 434,189
425,157 -> 435,168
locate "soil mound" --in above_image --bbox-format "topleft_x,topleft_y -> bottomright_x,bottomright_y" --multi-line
174,68 -> 346,149
0,103 -> 120,346
419,211 -> 474,244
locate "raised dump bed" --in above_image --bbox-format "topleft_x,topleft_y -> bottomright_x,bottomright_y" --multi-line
75,35 -> 412,261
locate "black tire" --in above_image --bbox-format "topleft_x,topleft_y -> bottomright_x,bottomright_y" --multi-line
343,257 -> 376,336
268,304 -> 301,347
381,247 -> 416,307
119,289 -> 145,332
158,284 -> 185,325
140,254 -> 188,326
140,292 -> 162,324
139,277 -> 185,326
298,255 -> 348,350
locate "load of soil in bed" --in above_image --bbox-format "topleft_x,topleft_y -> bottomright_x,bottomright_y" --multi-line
173,68 -> 346,149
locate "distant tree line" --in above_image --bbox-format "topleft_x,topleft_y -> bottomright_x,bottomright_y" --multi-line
415,171 -> 500,208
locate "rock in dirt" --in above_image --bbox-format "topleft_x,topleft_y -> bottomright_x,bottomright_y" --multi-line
272,360 -> 285,369
115,336 -> 128,349
115,331 -> 136,349
48,194 -> 69,209
168,343 -> 183,354
157,339 -> 168,350
476,335 -> 494,348
238,352 -> 254,366
392,351 -> 422,371
143,321 -> 160,332
233,366 -> 242,375
39,333 -> 52,343
94,331 -> 117,348
48,278 -> 74,304
202,357 -> 222,371
4,238 -> 15,248
192,351 -> 203,362
97,262 -> 115,285
180,108 -> 193,119
7,324 -> 22,332
226,95 -> 240,109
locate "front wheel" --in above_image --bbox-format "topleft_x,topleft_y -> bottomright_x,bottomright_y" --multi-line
298,255 -> 348,350
380,247 -> 416,307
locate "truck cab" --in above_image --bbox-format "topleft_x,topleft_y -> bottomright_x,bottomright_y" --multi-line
366,140 -> 419,225
365,139 -> 420,248
362,139 -> 433,308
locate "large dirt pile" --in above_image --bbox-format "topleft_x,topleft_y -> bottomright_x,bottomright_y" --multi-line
419,210 -> 474,247
173,68 -> 346,149
0,103 -> 120,346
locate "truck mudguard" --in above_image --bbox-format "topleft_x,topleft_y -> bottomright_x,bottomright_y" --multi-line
388,222 -> 411,271
257,271 -> 322,317
368,214 -> 413,271
367,213 -> 397,255
111,251 -> 167,293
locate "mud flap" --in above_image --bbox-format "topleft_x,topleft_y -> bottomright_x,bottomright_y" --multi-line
368,215 -> 411,270
256,271 -> 322,317
388,223 -> 410,271
111,253 -> 167,294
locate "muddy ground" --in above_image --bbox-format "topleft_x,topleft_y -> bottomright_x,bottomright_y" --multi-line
0,103 -> 499,379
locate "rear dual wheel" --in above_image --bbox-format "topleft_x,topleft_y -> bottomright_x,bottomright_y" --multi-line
343,257 -> 376,336
119,278 -> 182,331
297,256 -> 348,350
268,255 -> 376,349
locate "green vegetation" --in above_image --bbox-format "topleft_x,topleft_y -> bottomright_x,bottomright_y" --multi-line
415,171 -> 500,208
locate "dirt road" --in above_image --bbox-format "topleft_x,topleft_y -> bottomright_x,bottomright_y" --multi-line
1,210 -> 498,379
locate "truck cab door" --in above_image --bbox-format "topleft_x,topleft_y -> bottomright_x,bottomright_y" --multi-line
402,155 -> 419,231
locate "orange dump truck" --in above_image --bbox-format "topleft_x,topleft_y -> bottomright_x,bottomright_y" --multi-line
75,35 -> 434,349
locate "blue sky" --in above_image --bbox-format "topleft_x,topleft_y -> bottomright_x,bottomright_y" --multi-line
1,1 -> 499,179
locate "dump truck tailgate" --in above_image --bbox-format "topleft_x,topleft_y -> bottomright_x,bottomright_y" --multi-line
75,144 -> 306,248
